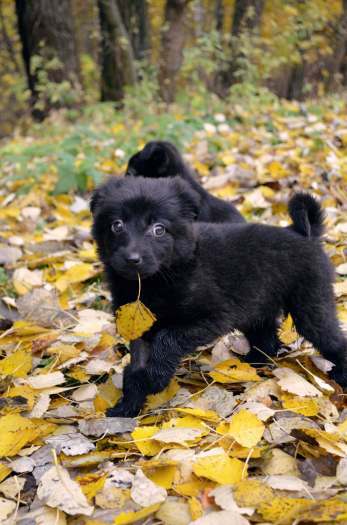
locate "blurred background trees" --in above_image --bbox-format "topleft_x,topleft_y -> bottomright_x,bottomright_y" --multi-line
0,0 -> 346,137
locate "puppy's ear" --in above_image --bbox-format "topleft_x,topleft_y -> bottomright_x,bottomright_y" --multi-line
126,152 -> 139,176
144,142 -> 169,175
173,178 -> 201,220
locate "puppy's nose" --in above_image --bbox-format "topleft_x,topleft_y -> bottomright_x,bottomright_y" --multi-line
126,253 -> 142,265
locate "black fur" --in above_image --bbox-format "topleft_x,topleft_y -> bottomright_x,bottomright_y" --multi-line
126,140 -> 245,223
91,176 -> 347,417
288,192 -> 325,238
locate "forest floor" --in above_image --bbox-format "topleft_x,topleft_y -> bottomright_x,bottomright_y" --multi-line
0,96 -> 346,525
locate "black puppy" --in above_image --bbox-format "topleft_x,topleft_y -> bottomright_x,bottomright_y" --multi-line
91,176 -> 346,417
126,140 -> 244,223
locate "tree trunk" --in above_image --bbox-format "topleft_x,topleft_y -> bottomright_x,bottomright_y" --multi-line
15,0 -> 80,120
220,0 -> 265,90
118,0 -> 150,60
232,0 -> 265,36
159,0 -> 192,104
97,0 -> 137,102
327,0 -> 347,89
215,0 -> 224,32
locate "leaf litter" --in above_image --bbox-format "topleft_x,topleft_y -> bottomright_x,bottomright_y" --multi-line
0,99 -> 346,523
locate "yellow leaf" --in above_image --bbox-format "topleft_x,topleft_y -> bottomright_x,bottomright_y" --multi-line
114,503 -> 161,525
174,479 -> 209,497
145,465 -> 177,489
0,414 -> 35,457
223,409 -> 265,448
299,498 -> 347,522
0,348 -> 32,378
174,407 -> 219,422
146,379 -> 179,410
189,497 -> 203,521
0,463 -> 11,482
233,479 -> 273,507
5,385 -> 36,410
94,379 -> 122,413
193,452 -> 246,484
55,263 -> 97,292
76,473 -> 107,501
116,300 -> 156,341
67,366 -> 90,383
131,426 -> 163,456
281,393 -> 319,416
259,497 -> 313,524
279,315 -> 298,345
162,415 -> 209,436
266,160 -> 288,180
209,358 -> 260,383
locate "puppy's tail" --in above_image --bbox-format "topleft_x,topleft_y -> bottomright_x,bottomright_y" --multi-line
288,193 -> 324,238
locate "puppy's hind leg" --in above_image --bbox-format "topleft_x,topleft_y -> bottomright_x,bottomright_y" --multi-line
289,285 -> 347,387
243,319 -> 281,363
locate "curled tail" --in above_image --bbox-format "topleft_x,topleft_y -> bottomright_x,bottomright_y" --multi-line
288,193 -> 324,238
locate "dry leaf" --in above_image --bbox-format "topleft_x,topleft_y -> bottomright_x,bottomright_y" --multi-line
79,417 -> 136,437
131,469 -> 167,507
0,497 -> 16,521
0,414 -> 36,457
0,348 -> 32,377
27,371 -> 65,389
273,368 -> 322,397
190,511 -> 250,525
45,433 -> 95,456
193,450 -> 246,484
114,503 -> 161,525
210,358 -> 260,383
153,427 -> 203,444
13,268 -> 43,295
155,497 -> 191,525
226,409 -> 265,448
37,464 -> 94,516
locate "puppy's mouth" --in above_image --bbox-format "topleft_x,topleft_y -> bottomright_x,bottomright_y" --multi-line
111,263 -> 156,280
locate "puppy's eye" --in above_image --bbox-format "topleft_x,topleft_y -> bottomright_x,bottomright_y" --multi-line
152,223 -> 165,237
111,220 -> 124,234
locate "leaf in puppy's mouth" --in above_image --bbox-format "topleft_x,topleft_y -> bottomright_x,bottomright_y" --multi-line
115,300 -> 156,341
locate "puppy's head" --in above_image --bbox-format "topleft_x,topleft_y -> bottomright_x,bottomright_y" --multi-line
91,176 -> 200,280
126,141 -> 184,178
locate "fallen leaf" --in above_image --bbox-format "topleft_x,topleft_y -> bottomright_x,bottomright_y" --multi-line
37,464 -> 94,516
153,427 -> 203,444
79,417 -> 136,437
193,450 -> 246,484
13,268 -> 43,295
0,244 -> 22,264
226,409 -> 265,448
0,497 -> 16,521
27,371 -> 65,389
55,263 -> 97,292
0,348 -> 32,378
210,358 -> 260,383
0,414 -> 36,457
190,510 -> 250,525
45,433 -> 95,456
131,469 -> 167,507
114,503 -> 161,525
273,367 -> 322,397
155,497 -> 191,525
131,426 -> 163,456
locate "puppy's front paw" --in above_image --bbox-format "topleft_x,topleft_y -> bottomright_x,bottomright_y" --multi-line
106,399 -> 141,418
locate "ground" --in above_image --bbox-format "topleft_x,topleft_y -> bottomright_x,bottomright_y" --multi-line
0,96 -> 346,524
